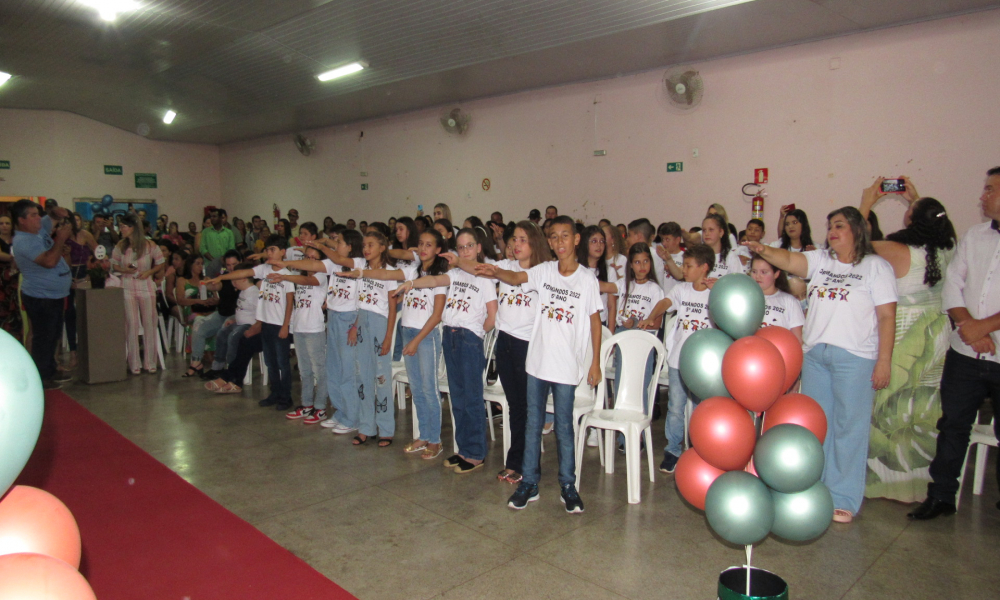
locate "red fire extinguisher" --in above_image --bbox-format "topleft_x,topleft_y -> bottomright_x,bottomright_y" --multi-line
273,203 -> 281,225
752,194 -> 765,220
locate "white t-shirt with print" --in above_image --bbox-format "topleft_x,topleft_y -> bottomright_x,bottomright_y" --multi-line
291,272 -> 328,334
234,285 -> 259,326
252,265 -> 295,326
495,259 -> 538,341
710,251 -> 746,280
523,261 -> 603,386
663,282 -> 714,369
323,257 -> 365,313
400,263 -> 448,330
357,263 -> 399,318
760,290 -> 806,330
589,263 -> 618,323
802,250 -> 898,359
606,254 -> 627,282
658,250 -> 684,296
615,279 -> 665,328
442,267 -> 497,339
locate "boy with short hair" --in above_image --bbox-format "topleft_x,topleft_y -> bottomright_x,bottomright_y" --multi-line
640,244 -> 716,474
478,216 -> 602,514
655,221 -> 685,295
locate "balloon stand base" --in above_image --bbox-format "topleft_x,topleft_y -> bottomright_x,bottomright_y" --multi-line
718,567 -> 788,600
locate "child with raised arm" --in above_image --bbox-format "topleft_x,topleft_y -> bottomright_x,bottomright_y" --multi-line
203,262 -> 259,379
396,228 -> 498,472
349,228 -> 450,459
639,244 -> 716,474
205,234 -> 295,409
477,216 -> 602,514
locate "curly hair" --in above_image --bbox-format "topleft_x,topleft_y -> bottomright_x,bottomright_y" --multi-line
884,197 -> 956,287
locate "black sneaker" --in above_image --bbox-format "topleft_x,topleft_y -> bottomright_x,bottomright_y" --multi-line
560,484 -> 585,514
258,396 -> 278,407
507,482 -> 539,510
659,452 -> 679,473
275,400 -> 293,411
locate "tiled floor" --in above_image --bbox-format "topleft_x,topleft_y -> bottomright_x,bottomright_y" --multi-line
63,355 -> 1000,600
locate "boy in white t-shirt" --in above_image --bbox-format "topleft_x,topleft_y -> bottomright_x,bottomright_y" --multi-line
640,244 -> 716,474
205,263 -> 259,377
654,222 -> 685,296
478,216 -> 602,514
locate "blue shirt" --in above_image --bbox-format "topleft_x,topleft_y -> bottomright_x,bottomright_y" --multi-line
13,216 -> 72,299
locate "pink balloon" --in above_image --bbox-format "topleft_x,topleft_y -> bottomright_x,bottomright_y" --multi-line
722,336 -> 786,413
762,393 -> 828,444
688,397 -> 757,471
675,448 -> 726,510
0,486 -> 81,568
755,326 -> 804,393
0,553 -> 96,600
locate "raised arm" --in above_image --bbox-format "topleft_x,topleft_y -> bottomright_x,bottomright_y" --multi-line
304,241 -> 354,268
743,241 -> 808,279
203,268 -> 256,286
474,263 -> 528,286
274,257 -> 326,272
268,273 -> 320,286
344,268 -> 406,282
640,297 -> 674,327
388,248 -> 417,262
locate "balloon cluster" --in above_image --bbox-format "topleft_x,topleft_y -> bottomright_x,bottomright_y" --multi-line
90,194 -> 114,217
674,274 -> 833,545
0,330 -> 96,599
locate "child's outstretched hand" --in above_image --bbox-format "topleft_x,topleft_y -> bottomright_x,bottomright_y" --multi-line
742,240 -> 766,255
266,273 -> 287,283
267,258 -> 286,268
475,263 -> 498,278
439,253 -> 456,266
637,318 -> 656,330
340,269 -> 362,279
202,276 -> 222,286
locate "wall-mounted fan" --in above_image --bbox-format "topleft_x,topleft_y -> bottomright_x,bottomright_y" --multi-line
293,133 -> 315,156
440,107 -> 470,135
663,67 -> 704,111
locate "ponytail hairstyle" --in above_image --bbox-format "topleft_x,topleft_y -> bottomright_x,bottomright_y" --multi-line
417,229 -> 450,276
456,228 -> 485,262
780,209 -> 815,250
576,225 -> 608,282
624,242 -> 659,300
339,229 -> 364,272
394,216 -> 419,250
885,197 -> 956,287
362,230 -> 394,269
514,220 -> 552,267
434,218 -> 456,249
703,213 -> 732,263
750,254 -> 791,294
473,226 -> 498,260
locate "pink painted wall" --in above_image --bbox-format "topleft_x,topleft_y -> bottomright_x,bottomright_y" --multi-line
220,9 -> 1000,239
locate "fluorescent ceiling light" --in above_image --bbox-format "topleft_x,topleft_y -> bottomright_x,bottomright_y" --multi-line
78,0 -> 141,22
0,72 -> 11,87
162,110 -> 176,124
317,61 -> 367,82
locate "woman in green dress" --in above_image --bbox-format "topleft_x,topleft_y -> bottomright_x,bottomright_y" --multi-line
860,178 -> 957,502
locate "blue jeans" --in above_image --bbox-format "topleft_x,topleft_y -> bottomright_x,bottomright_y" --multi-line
665,367 -> 701,458
210,322 -> 251,370
802,343 -> 877,515
295,331 -> 328,409
443,326 -> 487,460
357,310 -> 394,437
190,311 -> 223,362
522,374 -> 577,487
403,326 -> 443,444
326,310 -> 360,429
261,322 -> 293,403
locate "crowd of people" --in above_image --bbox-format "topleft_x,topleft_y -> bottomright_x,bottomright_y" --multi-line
5,167 -> 999,521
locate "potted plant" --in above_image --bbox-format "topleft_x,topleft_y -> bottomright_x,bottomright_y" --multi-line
87,258 -> 108,289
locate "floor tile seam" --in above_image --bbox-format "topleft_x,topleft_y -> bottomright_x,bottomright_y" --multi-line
416,556 -> 521,600
523,552 -> 635,599
836,519 -> 916,599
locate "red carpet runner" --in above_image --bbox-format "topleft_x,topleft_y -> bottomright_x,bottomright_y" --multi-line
15,391 -> 356,600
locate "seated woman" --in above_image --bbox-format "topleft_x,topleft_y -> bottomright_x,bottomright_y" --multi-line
175,253 -> 219,373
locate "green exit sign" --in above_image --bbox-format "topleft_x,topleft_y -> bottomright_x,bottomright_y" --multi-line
667,162 -> 684,172
0,160 -> 9,169
135,173 -> 157,188
104,165 -> 123,175
361,183 -> 369,191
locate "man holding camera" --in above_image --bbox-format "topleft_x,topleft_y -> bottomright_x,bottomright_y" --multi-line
11,199 -> 73,389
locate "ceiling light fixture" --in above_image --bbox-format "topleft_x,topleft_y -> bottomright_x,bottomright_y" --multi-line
162,110 -> 176,124
0,72 -> 11,87
317,61 -> 367,82
78,0 -> 141,22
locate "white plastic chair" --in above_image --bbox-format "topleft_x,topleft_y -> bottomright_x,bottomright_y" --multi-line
957,416 -> 998,510
576,330 -> 666,504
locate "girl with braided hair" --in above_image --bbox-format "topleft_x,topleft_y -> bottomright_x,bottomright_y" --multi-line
859,177 -> 957,503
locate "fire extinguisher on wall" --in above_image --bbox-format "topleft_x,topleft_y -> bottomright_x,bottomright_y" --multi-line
273,203 -> 281,225
742,183 -> 767,220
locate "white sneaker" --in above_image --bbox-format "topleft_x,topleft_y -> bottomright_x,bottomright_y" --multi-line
586,429 -> 600,447
331,423 -> 358,435
320,417 -> 341,429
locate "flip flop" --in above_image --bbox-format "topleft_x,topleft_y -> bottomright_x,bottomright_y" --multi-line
353,434 -> 370,446
404,441 -> 428,453
377,437 -> 393,448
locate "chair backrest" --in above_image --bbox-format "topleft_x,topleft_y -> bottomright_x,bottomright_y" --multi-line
596,330 -> 665,415
387,309 -> 403,356
481,327 -> 499,386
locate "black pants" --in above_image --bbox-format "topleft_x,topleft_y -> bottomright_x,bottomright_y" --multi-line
495,331 -> 530,473
927,349 -> 1000,503
222,331 -> 263,384
22,294 -> 65,381
64,288 -> 78,352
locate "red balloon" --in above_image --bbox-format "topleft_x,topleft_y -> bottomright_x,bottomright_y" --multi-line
0,486 -> 81,568
755,326 -> 804,393
675,448 -> 726,510
721,336 -> 786,413
0,553 -> 96,600
762,393 -> 828,444
688,397 -> 757,471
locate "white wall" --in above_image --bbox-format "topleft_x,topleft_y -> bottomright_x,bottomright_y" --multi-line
220,9 -> 1000,238
0,109 -> 220,226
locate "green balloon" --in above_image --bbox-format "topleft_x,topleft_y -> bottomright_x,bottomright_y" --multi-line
754,424 -> 825,494
0,329 -> 45,494
708,273 -> 766,340
679,328 -> 733,399
770,481 -> 834,542
705,471 -> 774,546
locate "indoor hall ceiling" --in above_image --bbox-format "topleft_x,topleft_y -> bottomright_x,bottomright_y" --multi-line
1,0 -> 997,145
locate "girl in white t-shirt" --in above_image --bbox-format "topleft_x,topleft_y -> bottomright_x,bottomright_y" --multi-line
750,255 -> 805,343
578,225 -> 619,325
702,213 -> 747,280
603,224 -> 627,282
397,229 -> 498,473
745,206 -> 897,523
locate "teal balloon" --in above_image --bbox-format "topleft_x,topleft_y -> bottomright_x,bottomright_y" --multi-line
679,328 -> 733,399
754,424 -> 825,493
0,329 -> 45,494
705,471 -> 774,546
708,273 -> 766,340
101,194 -> 114,207
91,202 -> 103,214
770,481 -> 834,541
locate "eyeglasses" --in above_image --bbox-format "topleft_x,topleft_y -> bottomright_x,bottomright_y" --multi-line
457,243 -> 477,251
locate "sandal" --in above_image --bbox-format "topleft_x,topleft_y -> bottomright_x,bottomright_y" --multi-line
453,458 -> 483,474
421,444 -> 443,460
833,509 -> 854,523
497,469 -> 522,484
404,441 -> 428,454
378,437 -> 393,448
182,365 -> 204,378
204,379 -> 225,391
353,434 -> 370,446
215,382 -> 242,394
443,455 -> 462,469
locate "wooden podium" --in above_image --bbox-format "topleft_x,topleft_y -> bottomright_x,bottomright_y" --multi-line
77,287 -> 127,384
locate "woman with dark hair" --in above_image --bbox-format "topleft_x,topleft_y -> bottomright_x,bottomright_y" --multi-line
275,218 -> 292,241
859,178 -> 956,503
175,254 -> 219,361
746,204 -> 897,524
772,208 -> 817,252
391,217 -> 419,265
112,213 -> 166,374
323,216 -> 336,237
64,213 -> 97,367
576,225 -> 617,325
433,218 -> 457,250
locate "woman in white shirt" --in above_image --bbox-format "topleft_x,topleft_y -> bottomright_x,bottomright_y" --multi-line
701,213 -> 746,280
746,206 -> 897,525
577,225 -> 618,325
